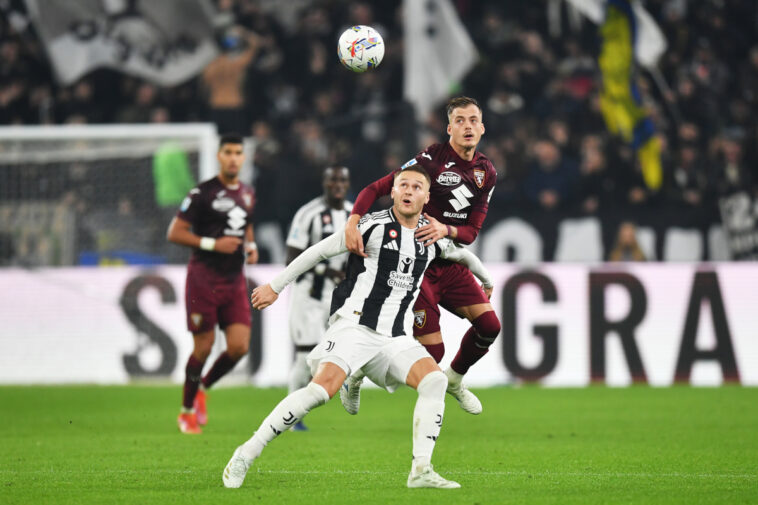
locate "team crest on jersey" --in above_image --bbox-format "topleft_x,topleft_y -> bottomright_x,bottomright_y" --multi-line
242,192 -> 253,209
414,310 -> 426,328
388,229 -> 398,238
473,169 -> 486,188
190,313 -> 203,329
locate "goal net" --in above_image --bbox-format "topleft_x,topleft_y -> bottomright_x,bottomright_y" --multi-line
0,123 -> 218,266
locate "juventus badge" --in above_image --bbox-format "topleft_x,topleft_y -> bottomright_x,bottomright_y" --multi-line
414,310 -> 426,328
473,169 -> 485,188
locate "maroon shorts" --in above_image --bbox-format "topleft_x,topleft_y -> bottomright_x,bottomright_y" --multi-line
412,259 -> 489,337
185,262 -> 251,333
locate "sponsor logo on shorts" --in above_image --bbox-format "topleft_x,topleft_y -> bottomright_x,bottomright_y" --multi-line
190,313 -> 203,329
473,169 -> 486,188
436,171 -> 461,186
414,310 -> 426,328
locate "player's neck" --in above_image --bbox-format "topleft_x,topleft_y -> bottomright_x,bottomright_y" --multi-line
325,195 -> 344,209
392,207 -> 420,229
217,174 -> 239,188
448,140 -> 476,162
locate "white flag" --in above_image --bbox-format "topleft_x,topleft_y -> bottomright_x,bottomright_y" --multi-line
403,0 -> 478,123
24,0 -> 219,86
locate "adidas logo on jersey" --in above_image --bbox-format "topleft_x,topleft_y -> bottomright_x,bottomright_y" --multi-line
383,241 -> 399,250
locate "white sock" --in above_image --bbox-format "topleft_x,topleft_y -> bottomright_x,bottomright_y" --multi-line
445,367 -> 463,386
411,371 -> 447,473
241,382 -> 329,461
288,351 -> 312,393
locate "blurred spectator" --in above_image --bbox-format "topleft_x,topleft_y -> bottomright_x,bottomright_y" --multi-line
608,221 -> 646,261
523,139 -> 580,212
202,26 -> 259,133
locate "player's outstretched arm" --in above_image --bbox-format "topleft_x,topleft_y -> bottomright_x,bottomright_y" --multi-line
344,214 -> 366,257
440,243 -> 494,297
266,232 -> 347,297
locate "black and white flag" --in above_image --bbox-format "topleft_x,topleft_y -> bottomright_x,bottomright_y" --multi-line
719,191 -> 758,260
24,0 -> 219,86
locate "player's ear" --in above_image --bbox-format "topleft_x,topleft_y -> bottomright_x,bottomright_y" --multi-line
480,121 -> 485,135
390,185 -> 396,199
447,123 -> 452,136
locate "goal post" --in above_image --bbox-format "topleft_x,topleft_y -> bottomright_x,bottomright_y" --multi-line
0,123 -> 220,266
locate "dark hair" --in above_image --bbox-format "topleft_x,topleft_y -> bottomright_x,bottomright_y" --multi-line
446,96 -> 482,120
396,165 -> 431,187
219,133 -> 243,149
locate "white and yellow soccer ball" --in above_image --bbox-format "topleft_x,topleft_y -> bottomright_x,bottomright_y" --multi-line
337,25 -> 384,73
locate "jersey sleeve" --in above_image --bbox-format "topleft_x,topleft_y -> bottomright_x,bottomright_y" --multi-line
176,187 -> 202,224
439,240 -> 493,288
271,232 -> 347,293
351,173 -> 395,216
285,205 -> 311,250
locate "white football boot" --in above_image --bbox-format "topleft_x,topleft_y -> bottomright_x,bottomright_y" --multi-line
407,464 -> 461,489
444,367 -> 482,415
222,446 -> 252,488
339,373 -> 363,415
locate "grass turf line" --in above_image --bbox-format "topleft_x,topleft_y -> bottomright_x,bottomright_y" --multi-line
1,386 -> 756,505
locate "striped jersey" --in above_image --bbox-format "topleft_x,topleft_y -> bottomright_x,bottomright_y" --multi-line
286,196 -> 353,302
330,208 -> 453,337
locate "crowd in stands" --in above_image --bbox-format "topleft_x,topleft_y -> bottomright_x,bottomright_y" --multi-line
1,0 -> 756,263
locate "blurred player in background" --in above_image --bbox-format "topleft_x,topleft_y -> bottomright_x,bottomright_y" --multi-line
343,96 -> 500,415
223,166 -> 493,489
284,166 -> 352,431
167,133 -> 258,434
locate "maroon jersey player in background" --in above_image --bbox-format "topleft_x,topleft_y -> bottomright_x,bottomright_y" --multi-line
167,133 -> 259,434
342,97 -> 501,415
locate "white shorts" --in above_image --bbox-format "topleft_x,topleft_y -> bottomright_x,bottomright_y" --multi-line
289,288 -> 330,347
306,316 -> 430,393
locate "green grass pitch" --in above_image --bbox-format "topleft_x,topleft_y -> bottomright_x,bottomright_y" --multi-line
2,385 -> 757,505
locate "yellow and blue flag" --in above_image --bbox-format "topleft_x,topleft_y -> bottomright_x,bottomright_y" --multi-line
598,0 -> 662,190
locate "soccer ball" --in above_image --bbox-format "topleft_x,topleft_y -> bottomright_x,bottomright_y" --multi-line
337,25 -> 385,73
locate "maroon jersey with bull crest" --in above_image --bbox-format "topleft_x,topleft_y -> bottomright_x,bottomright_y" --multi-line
405,142 -> 496,229
177,177 -> 255,276
352,142 -> 496,244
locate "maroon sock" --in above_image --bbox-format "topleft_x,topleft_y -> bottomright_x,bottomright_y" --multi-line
182,355 -> 205,410
450,327 -> 488,375
451,311 -> 501,374
201,351 -> 240,389
423,342 -> 445,363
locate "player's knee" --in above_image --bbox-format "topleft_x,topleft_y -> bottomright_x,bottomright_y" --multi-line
226,341 -> 249,359
416,370 -> 447,399
472,311 -> 501,346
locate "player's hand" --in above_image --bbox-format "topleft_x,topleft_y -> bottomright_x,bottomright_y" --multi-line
415,213 -> 447,246
251,284 -> 278,309
215,236 -> 243,254
245,244 -> 259,264
483,285 -> 493,299
345,215 -> 367,257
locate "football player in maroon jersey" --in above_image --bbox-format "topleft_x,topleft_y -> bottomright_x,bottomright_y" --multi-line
342,97 -> 501,415
167,133 -> 258,434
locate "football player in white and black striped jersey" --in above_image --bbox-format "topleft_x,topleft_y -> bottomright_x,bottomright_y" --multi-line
284,166 -> 352,431
223,166 -> 493,490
